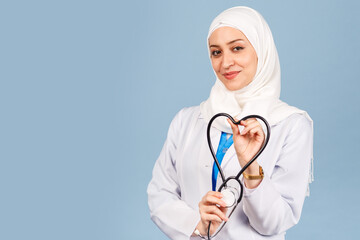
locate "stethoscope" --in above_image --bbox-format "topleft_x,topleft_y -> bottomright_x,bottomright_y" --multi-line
205,113 -> 271,239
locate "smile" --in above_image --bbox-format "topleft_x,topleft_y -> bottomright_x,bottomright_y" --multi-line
223,71 -> 240,80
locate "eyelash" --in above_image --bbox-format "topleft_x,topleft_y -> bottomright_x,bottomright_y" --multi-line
233,46 -> 244,51
211,46 -> 244,57
211,50 -> 221,56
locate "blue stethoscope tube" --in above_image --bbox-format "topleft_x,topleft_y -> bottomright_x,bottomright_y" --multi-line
206,113 -> 271,239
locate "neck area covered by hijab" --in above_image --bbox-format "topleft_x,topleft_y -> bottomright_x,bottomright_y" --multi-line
200,6 -> 312,133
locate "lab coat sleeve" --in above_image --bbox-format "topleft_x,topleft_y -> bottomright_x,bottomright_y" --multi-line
147,110 -> 200,240
242,115 -> 313,235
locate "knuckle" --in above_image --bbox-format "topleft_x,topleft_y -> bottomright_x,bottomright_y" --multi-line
210,205 -> 218,213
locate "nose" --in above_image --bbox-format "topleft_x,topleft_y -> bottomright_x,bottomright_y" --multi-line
222,51 -> 234,69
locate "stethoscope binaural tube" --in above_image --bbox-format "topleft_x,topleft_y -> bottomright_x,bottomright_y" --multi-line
205,113 -> 271,239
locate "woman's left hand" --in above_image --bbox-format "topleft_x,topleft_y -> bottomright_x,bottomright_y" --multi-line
227,118 -> 265,171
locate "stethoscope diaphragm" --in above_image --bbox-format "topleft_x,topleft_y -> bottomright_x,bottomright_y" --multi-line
221,186 -> 239,208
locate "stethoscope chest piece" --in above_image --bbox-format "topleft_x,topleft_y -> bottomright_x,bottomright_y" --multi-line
221,186 -> 239,208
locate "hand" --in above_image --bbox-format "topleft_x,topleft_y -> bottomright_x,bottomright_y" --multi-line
196,191 -> 228,236
227,118 -> 265,171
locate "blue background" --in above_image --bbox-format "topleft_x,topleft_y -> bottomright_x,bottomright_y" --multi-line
1,0 -> 359,239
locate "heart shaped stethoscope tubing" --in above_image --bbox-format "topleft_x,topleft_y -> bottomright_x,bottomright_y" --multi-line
205,113 -> 271,239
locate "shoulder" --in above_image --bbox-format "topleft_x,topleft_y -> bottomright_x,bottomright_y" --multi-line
275,113 -> 313,144
279,112 -> 312,129
272,100 -> 313,132
175,105 -> 201,118
170,105 -> 201,128
166,105 -> 201,137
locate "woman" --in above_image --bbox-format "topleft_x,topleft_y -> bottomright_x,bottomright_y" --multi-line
147,6 -> 313,240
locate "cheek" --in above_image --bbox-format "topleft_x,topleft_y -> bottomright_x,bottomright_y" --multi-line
250,56 -> 258,75
211,58 -> 221,72
239,54 -> 251,66
241,53 -> 257,72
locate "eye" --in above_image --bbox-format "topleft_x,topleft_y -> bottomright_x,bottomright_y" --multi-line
233,46 -> 244,51
211,50 -> 221,57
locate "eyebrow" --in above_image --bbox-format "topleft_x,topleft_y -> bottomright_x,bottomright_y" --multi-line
209,39 -> 245,48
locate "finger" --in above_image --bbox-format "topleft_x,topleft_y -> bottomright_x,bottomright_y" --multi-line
249,128 -> 264,142
249,126 -> 264,138
241,119 -> 259,128
202,194 -> 227,208
219,206 -> 228,215
200,191 -> 224,203
202,205 -> 229,222
201,213 -> 223,223
240,118 -> 257,126
249,128 -> 259,140
199,206 -> 226,223
205,191 -> 223,199
227,118 -> 240,135
241,121 -> 262,136
209,205 -> 229,221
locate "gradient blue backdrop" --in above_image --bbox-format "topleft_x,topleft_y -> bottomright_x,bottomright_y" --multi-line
1,0 -> 359,239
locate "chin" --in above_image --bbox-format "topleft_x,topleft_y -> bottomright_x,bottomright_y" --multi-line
223,82 -> 244,91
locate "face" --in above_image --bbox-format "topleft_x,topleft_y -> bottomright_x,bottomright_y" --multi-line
208,27 -> 258,91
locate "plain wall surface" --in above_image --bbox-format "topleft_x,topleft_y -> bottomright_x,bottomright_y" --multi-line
1,0 -> 359,239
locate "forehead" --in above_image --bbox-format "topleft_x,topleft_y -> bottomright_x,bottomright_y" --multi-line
208,26 -> 248,45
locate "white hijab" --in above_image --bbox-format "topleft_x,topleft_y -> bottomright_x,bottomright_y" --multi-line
200,6 -> 311,133
200,6 -> 314,193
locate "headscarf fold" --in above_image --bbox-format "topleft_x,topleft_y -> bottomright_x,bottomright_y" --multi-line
200,6 -> 312,132
200,6 -> 314,194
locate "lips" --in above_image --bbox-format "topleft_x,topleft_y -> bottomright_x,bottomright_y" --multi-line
223,71 -> 240,80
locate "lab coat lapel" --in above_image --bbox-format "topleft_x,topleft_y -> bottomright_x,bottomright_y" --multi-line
197,126 -> 221,192
208,127 -> 221,166
198,126 -> 221,169
202,128 -> 238,174
220,145 -> 237,170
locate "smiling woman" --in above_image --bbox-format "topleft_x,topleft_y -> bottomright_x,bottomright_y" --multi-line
209,27 -> 258,91
147,6 -> 313,240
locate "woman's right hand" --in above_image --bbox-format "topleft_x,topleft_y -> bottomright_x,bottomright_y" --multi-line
196,191 -> 228,236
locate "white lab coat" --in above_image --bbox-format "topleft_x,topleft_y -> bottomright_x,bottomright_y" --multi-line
147,106 -> 313,240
